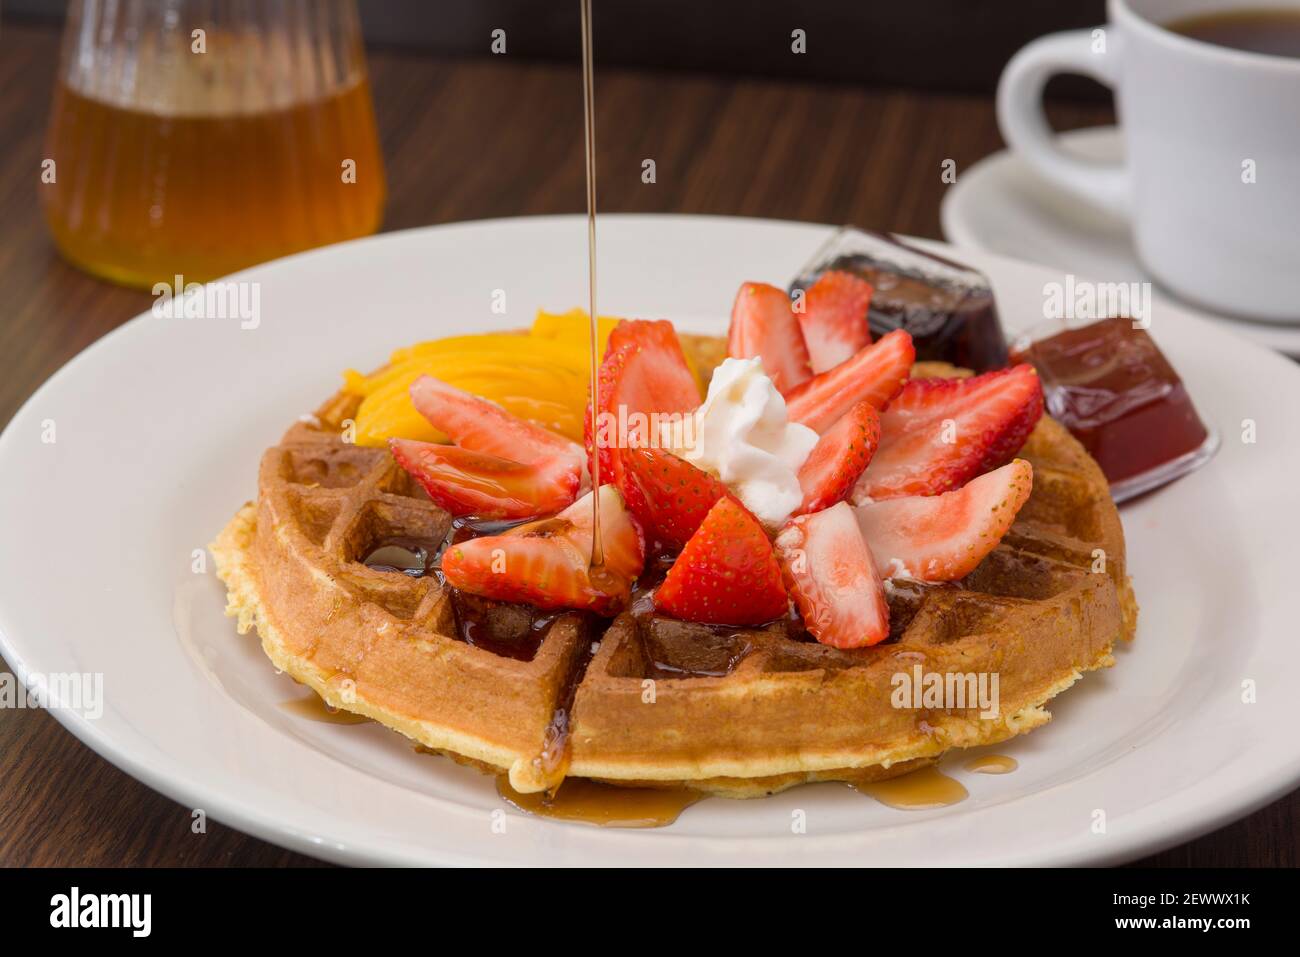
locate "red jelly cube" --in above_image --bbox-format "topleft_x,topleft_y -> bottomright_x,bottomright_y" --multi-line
1011,317 -> 1218,498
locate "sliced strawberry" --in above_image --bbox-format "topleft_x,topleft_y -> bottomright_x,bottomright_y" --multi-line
556,484 -> 647,584
440,486 -> 644,614
854,364 -> 1044,500
797,270 -> 874,374
410,375 -> 584,476
726,282 -> 813,394
585,319 -> 701,504
621,446 -> 738,552
796,399 -> 880,515
655,497 -> 787,626
586,337 -> 632,496
389,438 -> 579,519
774,502 -> 888,649
784,329 -> 915,433
854,459 -> 1033,582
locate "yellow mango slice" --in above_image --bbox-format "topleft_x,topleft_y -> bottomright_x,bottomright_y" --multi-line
531,308 -> 621,352
343,308 -> 702,448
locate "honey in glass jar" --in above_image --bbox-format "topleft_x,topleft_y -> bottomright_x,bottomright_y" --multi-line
42,0 -> 385,288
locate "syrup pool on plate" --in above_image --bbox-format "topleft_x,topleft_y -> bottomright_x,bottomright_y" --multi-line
853,766 -> 969,809
497,776 -> 705,828
964,754 -> 1018,774
279,692 -> 370,725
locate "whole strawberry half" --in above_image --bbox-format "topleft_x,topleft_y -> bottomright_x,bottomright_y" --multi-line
855,459 -> 1033,581
855,364 -> 1044,500
622,446 -> 737,553
654,497 -> 788,626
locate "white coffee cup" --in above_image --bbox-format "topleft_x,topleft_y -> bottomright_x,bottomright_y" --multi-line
997,0 -> 1300,323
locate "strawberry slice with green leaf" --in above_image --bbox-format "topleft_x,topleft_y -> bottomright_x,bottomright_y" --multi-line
796,399 -> 880,515
655,497 -> 788,626
797,270 -> 874,374
775,502 -> 889,649
622,446 -> 737,552
389,438 -> 579,519
854,459 -> 1033,581
854,364 -> 1043,500
440,486 -> 644,614
726,282 -> 813,395
784,329 -> 915,433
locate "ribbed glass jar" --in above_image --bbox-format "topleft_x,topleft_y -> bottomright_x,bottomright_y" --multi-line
42,0 -> 386,287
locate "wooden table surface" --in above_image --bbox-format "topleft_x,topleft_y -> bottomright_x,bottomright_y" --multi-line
0,20 -> 1295,867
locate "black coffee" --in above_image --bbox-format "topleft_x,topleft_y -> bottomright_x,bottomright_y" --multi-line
1167,8 -> 1300,58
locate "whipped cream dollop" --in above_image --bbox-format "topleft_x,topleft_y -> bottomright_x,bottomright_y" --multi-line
661,357 -> 818,528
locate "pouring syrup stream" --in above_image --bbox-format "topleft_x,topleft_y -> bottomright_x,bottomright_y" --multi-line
580,0 -> 604,570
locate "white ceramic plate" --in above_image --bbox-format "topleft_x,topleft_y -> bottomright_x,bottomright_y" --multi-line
2,215 -> 1299,867
941,125 -> 1300,357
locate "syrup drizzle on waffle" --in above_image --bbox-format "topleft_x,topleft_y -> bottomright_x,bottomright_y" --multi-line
531,622 -> 599,791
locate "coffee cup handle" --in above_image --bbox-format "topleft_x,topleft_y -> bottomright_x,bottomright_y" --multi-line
996,28 -> 1130,219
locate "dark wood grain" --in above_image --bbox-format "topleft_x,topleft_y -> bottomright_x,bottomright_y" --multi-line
0,20 -> 1293,868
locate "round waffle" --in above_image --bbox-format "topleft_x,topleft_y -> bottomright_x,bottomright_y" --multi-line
212,337 -> 1137,797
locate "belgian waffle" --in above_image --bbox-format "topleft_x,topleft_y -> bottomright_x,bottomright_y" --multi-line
212,337 -> 1137,798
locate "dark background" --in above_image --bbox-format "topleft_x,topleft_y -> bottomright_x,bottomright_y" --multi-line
9,0 -> 1111,93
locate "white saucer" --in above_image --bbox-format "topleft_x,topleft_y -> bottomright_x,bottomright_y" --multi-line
941,126 -> 1300,357
3,215 -> 1300,865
